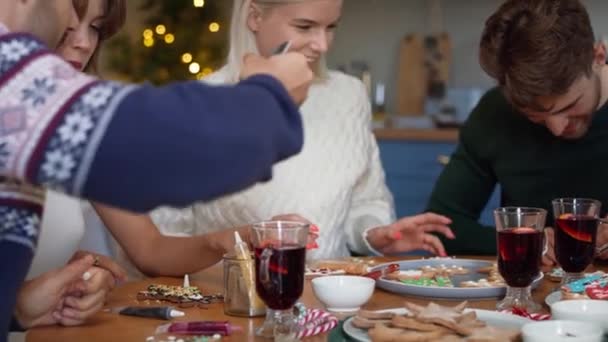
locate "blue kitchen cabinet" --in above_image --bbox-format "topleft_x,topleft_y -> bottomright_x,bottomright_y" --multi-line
377,139 -> 499,226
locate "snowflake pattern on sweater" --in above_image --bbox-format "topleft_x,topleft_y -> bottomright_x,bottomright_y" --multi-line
0,30 -> 131,251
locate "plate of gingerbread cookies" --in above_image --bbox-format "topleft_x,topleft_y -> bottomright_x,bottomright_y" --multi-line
372,258 -> 543,300
343,301 -> 528,342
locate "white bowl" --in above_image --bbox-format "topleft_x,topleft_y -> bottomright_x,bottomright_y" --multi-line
522,320 -> 604,342
311,275 -> 375,312
551,299 -> 608,331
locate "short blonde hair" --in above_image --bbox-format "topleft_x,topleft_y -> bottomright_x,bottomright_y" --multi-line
225,0 -> 328,83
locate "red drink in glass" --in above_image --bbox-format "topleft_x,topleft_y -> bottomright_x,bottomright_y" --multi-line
554,214 -> 598,273
254,245 -> 306,310
497,227 -> 543,287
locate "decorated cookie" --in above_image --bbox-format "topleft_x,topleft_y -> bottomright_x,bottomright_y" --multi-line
561,274 -> 605,293
399,276 -> 454,287
305,267 -> 346,277
585,281 -> 608,300
420,264 -> 469,276
137,284 -> 223,308
547,267 -> 565,282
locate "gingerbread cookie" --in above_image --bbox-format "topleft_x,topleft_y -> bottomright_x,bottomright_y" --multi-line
311,260 -> 370,275
420,264 -> 469,276
383,270 -> 437,281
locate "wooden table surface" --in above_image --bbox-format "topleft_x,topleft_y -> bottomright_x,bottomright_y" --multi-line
26,256 -> 607,342
373,128 -> 459,142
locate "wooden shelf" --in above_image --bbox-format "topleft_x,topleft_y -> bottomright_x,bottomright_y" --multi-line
373,128 -> 459,142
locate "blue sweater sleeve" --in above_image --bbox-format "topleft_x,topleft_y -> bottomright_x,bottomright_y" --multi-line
83,75 -> 303,212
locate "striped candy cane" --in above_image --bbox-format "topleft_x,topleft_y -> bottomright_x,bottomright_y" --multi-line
296,309 -> 339,338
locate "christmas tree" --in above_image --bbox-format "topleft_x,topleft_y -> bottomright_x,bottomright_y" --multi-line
105,0 -> 230,84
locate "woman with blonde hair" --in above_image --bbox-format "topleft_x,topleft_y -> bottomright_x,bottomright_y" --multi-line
148,0 -> 454,258
97,0 -> 455,277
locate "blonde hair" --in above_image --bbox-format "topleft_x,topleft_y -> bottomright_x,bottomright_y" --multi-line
225,0 -> 328,83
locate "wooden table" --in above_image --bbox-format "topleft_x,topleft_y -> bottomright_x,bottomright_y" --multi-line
26,256 -> 607,342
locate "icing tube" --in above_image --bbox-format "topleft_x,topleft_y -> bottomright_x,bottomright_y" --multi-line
118,306 -> 184,320
155,321 -> 243,336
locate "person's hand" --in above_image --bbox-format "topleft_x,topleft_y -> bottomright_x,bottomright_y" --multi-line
14,255 -> 95,329
271,214 -> 319,249
597,220 -> 608,260
365,213 -> 454,255
542,227 -> 558,267
58,264 -> 117,325
209,225 -> 254,255
240,53 -> 313,105
68,250 -> 127,282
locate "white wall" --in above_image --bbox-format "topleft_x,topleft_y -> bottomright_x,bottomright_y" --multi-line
327,0 -> 608,113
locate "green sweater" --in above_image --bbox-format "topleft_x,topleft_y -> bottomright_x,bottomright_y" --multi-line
426,88 -> 608,255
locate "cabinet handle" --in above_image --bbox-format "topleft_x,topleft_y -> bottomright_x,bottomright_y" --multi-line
437,155 -> 450,166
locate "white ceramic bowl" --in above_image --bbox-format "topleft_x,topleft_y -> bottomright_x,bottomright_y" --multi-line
311,275 -> 375,312
522,320 -> 604,342
551,300 -> 608,331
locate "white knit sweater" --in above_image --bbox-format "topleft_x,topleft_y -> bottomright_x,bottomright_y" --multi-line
148,68 -> 395,259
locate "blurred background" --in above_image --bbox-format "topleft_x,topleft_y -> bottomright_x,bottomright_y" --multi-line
101,0 -> 608,123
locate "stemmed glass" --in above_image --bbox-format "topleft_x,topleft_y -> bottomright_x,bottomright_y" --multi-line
252,221 -> 309,340
494,207 -> 546,313
551,198 -> 601,286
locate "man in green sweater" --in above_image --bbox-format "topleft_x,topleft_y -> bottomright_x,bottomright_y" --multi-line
426,0 -> 608,262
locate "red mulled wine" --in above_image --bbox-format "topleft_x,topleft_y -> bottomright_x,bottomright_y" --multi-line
254,245 -> 306,310
497,227 -> 543,287
554,214 -> 598,272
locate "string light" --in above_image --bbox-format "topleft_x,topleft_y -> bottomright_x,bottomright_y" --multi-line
181,53 -> 193,64
202,67 -> 213,75
155,24 -> 166,35
143,37 -> 155,47
164,34 -> 175,44
189,62 -> 201,74
209,22 -> 220,33
143,29 -> 154,39
193,0 -> 205,8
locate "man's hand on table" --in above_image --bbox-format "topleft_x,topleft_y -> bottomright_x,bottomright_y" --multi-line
542,228 -> 557,268
596,219 -> 608,260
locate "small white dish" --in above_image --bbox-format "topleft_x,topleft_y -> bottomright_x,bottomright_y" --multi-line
522,320 -> 604,342
551,299 -> 608,331
311,275 -> 374,312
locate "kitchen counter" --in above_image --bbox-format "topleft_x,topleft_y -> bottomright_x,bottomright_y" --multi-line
373,127 -> 459,142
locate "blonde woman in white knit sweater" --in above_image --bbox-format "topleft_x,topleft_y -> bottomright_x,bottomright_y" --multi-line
93,0 -> 455,278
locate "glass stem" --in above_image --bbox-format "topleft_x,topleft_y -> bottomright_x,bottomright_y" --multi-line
504,286 -> 532,308
561,272 -> 584,287
274,308 -> 297,342
255,308 -> 276,338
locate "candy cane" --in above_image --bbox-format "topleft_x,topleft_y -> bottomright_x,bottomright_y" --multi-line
296,309 -> 339,338
499,309 -> 551,321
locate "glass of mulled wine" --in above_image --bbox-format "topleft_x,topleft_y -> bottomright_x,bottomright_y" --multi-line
552,198 -> 601,286
252,221 -> 309,340
494,207 -> 546,312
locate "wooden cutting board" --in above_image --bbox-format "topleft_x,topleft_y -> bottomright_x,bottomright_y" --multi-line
396,32 -> 452,116
396,33 -> 426,116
